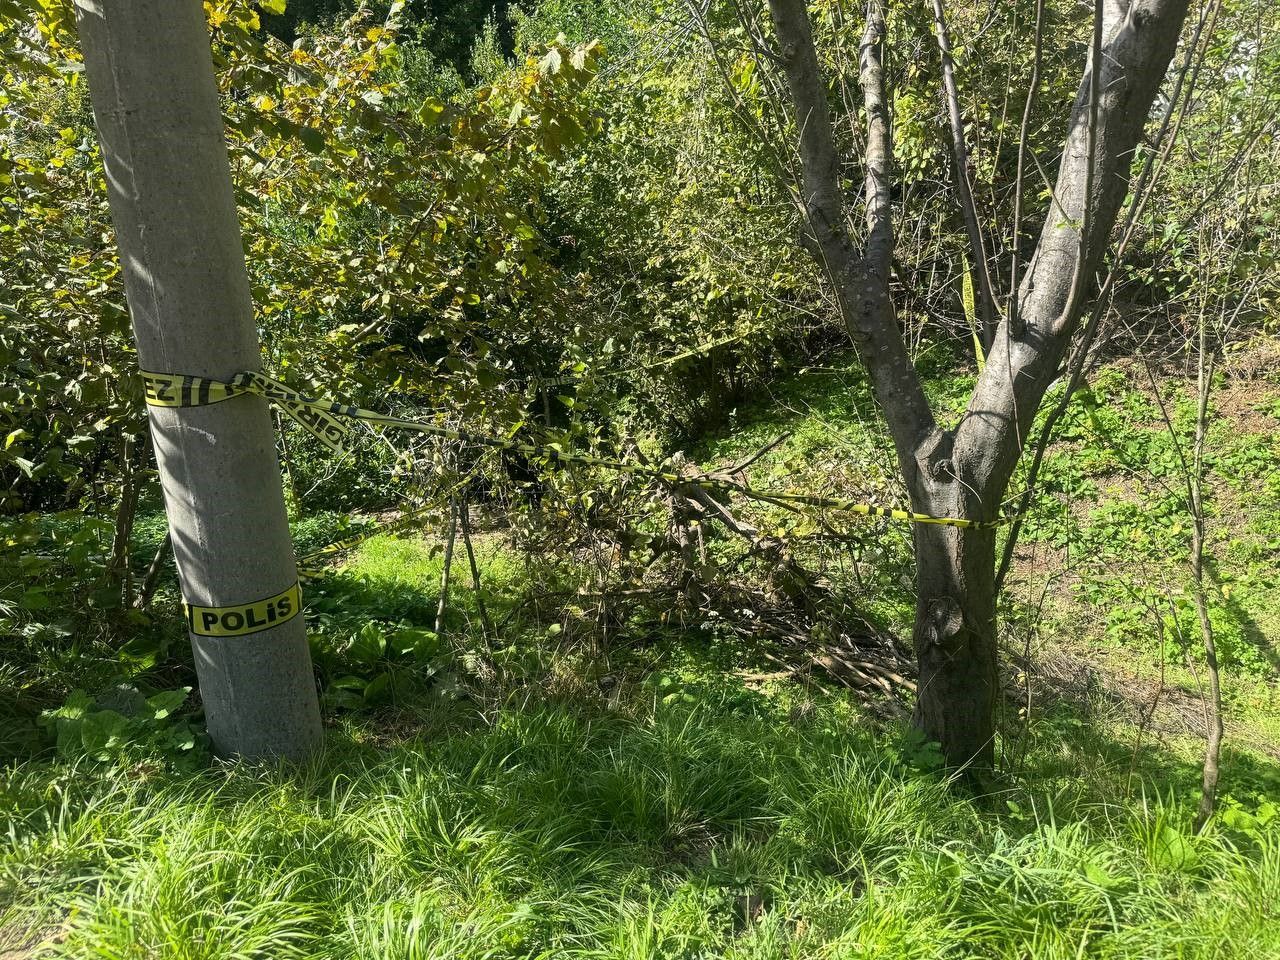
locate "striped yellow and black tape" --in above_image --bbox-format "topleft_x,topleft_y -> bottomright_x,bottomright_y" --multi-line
143,371 -> 351,454
184,581 -> 301,637
141,369 -> 1005,533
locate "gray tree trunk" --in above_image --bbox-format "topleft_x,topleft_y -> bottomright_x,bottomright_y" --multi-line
910,494 -> 999,767
764,0 -> 1191,768
73,0 -> 323,759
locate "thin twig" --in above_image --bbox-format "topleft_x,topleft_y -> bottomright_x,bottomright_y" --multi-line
435,496 -> 458,639
458,498 -> 495,645
930,0 -> 999,346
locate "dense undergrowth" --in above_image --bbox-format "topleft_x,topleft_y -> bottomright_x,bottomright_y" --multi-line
4,690 -> 1279,959
4,353 -> 1280,958
4,0 -> 1280,954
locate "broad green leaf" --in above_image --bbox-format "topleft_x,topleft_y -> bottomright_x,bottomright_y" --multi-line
147,687 -> 191,720
362,671 -> 392,703
80,710 -> 130,761
298,125 -> 326,154
348,622 -> 387,665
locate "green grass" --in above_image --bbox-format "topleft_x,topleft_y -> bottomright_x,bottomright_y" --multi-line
1011,362 -> 1280,671
694,350 -> 1280,732
5,523 -> 1280,958
4,690 -> 1280,959
5,351 -> 1280,958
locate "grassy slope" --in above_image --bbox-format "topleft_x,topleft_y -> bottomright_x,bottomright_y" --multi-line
3,349 -> 1280,958
4,679 -> 1279,958
695,346 -> 1280,758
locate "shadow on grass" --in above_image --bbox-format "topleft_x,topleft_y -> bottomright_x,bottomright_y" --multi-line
5,615 -> 1279,959
310,548 -> 1280,819
7,522 -> 1279,959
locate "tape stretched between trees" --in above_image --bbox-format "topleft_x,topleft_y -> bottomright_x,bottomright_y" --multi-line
140,369 -> 1006,533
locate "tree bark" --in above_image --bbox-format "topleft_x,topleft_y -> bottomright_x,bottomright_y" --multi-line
760,0 -> 1192,768
957,0 -> 1191,503
912,519 -> 998,769
74,0 -> 323,759
436,496 -> 458,638
767,0 -> 936,494
135,531 -> 172,612
923,0 -> 1190,766
106,434 -> 139,607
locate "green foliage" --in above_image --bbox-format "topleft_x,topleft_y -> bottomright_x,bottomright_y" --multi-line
309,604 -> 452,712
1008,360 -> 1280,677
296,530 -> 532,713
0,24 -> 141,511
264,0 -> 517,79
0,510 -> 175,708
3,0 -> 606,517
3,684 -> 1279,958
514,0 -> 832,441
38,685 -> 206,768
3,0 -> 1280,950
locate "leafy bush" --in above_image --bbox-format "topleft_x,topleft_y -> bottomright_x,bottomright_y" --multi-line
38,685 -> 207,769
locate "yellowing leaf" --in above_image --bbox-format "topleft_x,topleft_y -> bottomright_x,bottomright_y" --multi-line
539,47 -> 562,75
961,258 -> 975,326
961,253 -> 985,372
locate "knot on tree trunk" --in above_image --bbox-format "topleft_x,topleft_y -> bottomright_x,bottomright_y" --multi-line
927,596 -> 965,652
916,427 -> 955,482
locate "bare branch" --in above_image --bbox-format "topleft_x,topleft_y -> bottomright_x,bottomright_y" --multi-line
929,0 -> 999,346
858,2 -> 894,290
1008,0 -> 1046,335
765,0 -> 938,482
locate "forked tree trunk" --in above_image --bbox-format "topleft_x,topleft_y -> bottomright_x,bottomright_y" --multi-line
760,0 -> 1192,769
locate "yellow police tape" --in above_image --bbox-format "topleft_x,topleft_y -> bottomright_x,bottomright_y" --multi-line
142,370 -> 349,454
141,369 -> 1004,533
185,581 -> 301,637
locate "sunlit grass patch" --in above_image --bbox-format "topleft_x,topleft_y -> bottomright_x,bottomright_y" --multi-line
4,695 -> 1279,959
